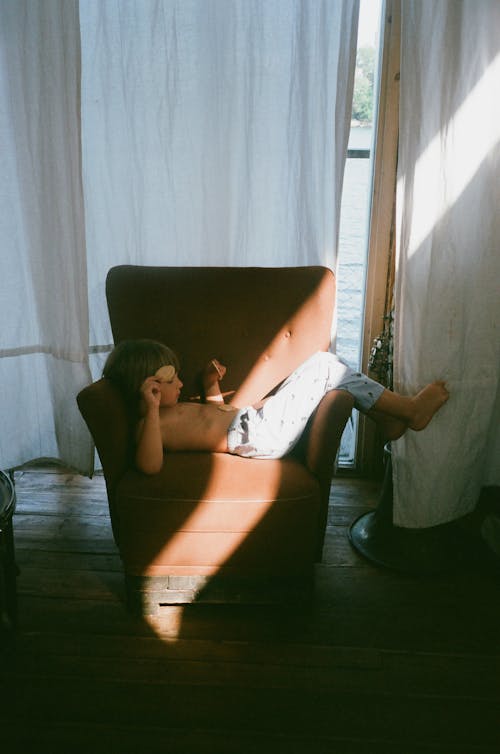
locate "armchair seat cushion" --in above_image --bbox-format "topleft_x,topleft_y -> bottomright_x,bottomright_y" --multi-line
115,452 -> 321,577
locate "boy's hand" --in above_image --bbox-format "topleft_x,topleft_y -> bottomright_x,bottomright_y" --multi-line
139,376 -> 162,410
202,358 -> 227,403
203,358 -> 226,388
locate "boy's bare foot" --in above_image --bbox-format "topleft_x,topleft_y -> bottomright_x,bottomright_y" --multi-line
409,381 -> 449,431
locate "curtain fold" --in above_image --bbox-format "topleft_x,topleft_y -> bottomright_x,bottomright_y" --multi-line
393,0 -> 500,527
0,0 -> 359,474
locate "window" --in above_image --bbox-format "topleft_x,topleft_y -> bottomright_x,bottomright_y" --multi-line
337,0 -> 383,467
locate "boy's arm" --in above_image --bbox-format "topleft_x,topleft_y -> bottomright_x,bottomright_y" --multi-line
135,409 -> 164,475
135,377 -> 165,474
202,359 -> 226,403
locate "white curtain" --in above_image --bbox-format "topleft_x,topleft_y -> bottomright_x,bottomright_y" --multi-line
393,0 -> 500,527
0,1 -> 94,472
0,0 -> 359,474
81,0 -> 359,379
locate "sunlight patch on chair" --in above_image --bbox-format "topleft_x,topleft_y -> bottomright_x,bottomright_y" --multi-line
146,465 -> 284,571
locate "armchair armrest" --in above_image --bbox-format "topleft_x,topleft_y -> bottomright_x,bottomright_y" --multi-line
77,378 -> 134,540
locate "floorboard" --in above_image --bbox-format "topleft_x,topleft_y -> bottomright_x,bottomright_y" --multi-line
1,465 -> 499,753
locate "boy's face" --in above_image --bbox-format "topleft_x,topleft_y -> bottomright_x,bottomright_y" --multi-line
154,365 -> 183,406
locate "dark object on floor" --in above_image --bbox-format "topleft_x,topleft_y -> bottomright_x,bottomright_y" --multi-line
349,444 -> 468,574
0,470 -> 17,636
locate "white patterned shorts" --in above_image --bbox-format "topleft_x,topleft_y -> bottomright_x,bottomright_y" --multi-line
227,351 -> 384,459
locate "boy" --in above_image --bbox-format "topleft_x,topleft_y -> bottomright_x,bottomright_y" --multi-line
103,339 -> 449,475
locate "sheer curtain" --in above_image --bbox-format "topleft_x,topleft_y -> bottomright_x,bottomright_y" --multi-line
0,1 -> 93,472
0,0 -> 359,474
393,0 -> 500,527
81,0 -> 359,382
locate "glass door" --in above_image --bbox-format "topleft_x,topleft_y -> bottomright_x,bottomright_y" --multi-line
337,0 -> 383,467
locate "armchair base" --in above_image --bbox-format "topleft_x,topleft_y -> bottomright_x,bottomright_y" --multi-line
125,570 -> 314,615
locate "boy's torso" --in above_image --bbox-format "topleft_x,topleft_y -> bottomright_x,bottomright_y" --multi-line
159,402 -> 238,453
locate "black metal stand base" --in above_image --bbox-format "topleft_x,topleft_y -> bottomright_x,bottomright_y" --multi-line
348,445 -> 466,575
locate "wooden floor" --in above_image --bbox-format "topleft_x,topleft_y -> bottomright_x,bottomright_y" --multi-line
2,466 -> 500,754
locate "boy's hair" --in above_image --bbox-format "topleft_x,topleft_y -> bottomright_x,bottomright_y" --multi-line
103,339 -> 180,401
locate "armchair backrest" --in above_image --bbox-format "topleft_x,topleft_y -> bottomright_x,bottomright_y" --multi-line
106,265 -> 336,408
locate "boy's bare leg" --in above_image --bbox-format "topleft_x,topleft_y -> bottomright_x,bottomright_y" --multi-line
368,381 -> 449,435
366,410 -> 408,441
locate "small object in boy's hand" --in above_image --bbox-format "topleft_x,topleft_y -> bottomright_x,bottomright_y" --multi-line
155,365 -> 176,382
211,359 -> 223,378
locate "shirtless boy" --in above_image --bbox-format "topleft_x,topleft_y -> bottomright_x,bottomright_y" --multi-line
103,339 -> 449,475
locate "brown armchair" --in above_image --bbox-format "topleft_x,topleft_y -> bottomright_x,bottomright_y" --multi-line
77,266 -> 354,615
